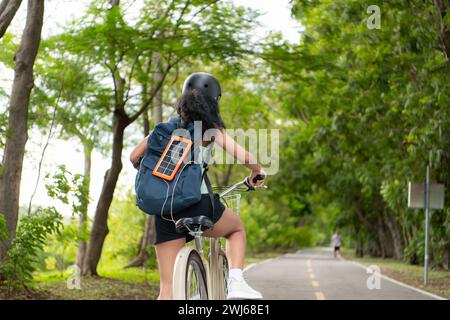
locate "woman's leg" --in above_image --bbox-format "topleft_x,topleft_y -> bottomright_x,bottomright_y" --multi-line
203,208 -> 245,269
204,208 -> 262,299
155,237 -> 185,300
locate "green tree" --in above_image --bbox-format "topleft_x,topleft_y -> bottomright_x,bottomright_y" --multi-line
0,0 -> 44,261
263,0 -> 449,266
32,46 -> 111,268
51,0 -> 257,275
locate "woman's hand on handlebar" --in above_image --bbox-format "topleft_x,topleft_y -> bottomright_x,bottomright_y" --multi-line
249,168 -> 267,189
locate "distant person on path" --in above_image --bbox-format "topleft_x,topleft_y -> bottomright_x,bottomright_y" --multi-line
331,230 -> 341,258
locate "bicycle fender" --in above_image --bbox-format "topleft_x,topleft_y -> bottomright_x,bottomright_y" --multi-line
172,246 -> 197,300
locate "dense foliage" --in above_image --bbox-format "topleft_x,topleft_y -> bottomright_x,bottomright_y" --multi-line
263,0 -> 450,266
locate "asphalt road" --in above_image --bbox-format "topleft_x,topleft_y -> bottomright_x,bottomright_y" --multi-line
244,248 -> 443,300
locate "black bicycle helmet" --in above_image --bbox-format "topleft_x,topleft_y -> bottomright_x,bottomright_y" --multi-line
182,72 -> 221,101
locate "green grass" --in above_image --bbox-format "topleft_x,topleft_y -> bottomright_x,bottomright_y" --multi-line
1,266 -> 159,300
341,248 -> 450,299
36,277 -> 159,300
26,263 -> 160,300
5,249 -> 285,300
33,264 -> 160,284
98,264 -> 160,284
33,270 -> 68,283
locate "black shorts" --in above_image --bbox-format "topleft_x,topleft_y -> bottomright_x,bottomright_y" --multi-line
154,194 -> 226,245
334,246 -> 340,251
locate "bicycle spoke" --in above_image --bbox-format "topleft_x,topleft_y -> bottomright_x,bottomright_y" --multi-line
186,258 -> 204,300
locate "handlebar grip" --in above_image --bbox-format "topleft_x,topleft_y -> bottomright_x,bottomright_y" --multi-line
252,174 -> 266,183
244,177 -> 254,190
244,174 -> 266,191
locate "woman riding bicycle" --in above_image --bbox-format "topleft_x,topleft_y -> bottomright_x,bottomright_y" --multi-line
130,72 -> 266,300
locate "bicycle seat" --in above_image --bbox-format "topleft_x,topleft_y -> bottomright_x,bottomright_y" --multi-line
175,215 -> 213,233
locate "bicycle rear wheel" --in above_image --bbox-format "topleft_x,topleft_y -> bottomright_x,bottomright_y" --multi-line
185,251 -> 208,300
218,250 -> 229,300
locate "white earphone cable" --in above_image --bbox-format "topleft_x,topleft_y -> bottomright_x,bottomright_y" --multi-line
169,161 -> 192,224
159,180 -> 172,222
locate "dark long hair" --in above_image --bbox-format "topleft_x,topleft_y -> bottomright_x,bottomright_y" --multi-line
176,89 -> 225,133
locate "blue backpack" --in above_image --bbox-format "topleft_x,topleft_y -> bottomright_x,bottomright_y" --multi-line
134,117 -> 212,216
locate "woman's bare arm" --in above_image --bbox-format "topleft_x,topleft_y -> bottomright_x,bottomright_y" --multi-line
130,135 -> 149,166
213,129 -> 266,185
213,129 -> 261,171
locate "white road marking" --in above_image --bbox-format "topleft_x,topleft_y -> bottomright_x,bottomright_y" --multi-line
348,260 -> 446,300
244,257 -> 277,273
315,291 -> 326,300
243,263 -> 256,272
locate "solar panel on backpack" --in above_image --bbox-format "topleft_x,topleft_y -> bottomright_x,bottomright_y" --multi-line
152,136 -> 193,181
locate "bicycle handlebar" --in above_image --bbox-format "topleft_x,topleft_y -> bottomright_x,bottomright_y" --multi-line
219,174 -> 267,198
244,174 -> 266,190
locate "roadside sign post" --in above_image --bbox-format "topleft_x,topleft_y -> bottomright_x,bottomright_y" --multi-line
408,151 -> 445,287
424,163 -> 430,286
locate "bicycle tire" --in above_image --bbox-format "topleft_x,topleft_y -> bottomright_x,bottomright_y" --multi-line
185,251 -> 208,300
218,250 -> 229,300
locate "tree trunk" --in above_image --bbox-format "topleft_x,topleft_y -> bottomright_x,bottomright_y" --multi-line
81,0 -> 126,274
153,53 -> 163,123
109,0 -> 120,7
440,154 -> 450,271
446,245 -> 450,272
353,220 -> 364,257
81,0 -> 169,272
124,213 -> 155,268
0,0 -> 44,260
376,217 -> 387,258
384,208 -> 403,260
435,0 -> 450,62
0,0 -> 8,13
82,116 -> 127,276
125,56 -> 162,268
355,234 -> 364,257
221,165 -> 233,186
124,107 -> 154,269
0,0 -> 23,39
76,143 -> 92,268
143,105 -> 150,137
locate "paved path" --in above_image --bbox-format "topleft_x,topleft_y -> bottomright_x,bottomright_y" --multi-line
244,248 -> 443,300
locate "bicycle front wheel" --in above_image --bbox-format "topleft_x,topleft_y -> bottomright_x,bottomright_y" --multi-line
185,251 -> 208,300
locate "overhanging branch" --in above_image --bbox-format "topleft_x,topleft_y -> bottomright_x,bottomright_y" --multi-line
128,62 -> 172,124
0,0 -> 23,39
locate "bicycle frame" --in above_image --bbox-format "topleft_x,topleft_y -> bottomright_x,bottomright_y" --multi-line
172,231 -> 227,300
172,177 -> 265,300
187,179 -> 249,299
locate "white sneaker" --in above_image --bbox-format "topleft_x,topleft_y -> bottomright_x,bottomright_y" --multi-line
226,277 -> 263,300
